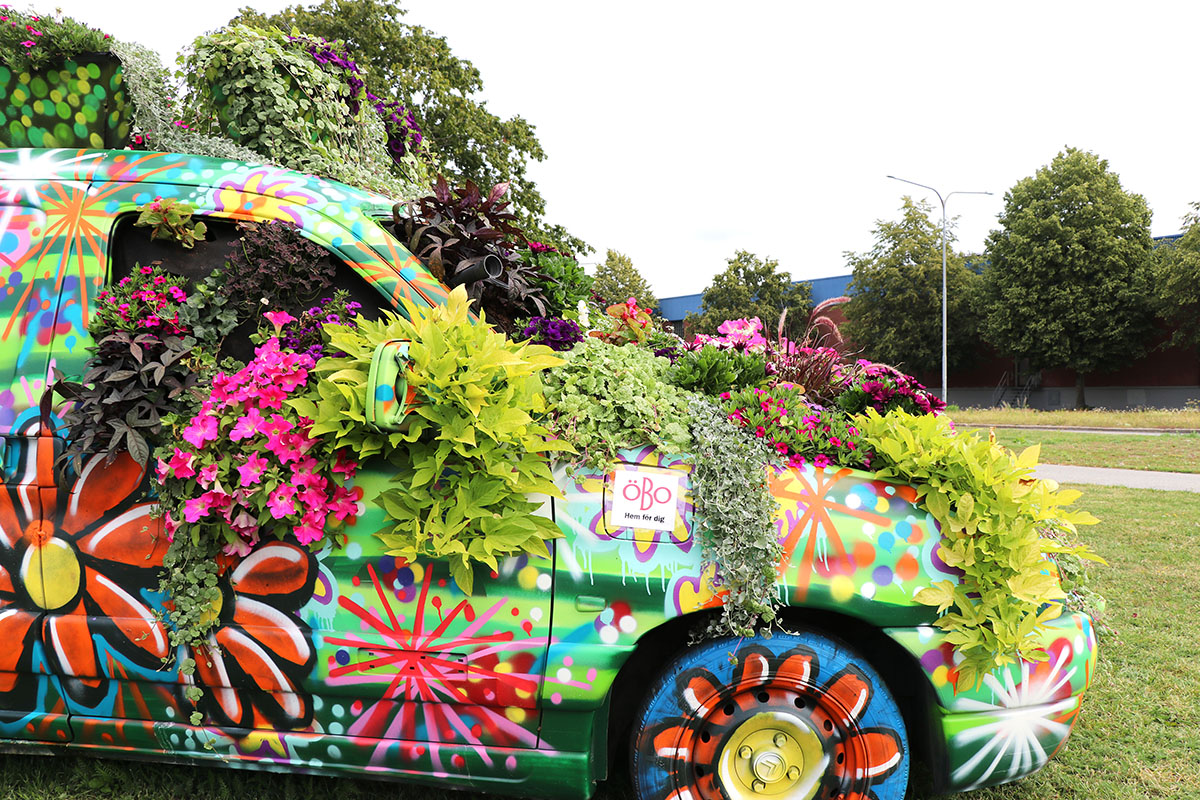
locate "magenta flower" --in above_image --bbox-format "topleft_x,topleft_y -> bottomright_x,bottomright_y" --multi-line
264,310 -> 297,334
183,495 -> 212,523
237,452 -> 269,487
267,485 -> 297,519
182,413 -> 219,448
166,447 -> 197,479
230,407 -> 266,442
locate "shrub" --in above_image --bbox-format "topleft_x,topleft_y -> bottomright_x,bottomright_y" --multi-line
541,337 -> 692,472
52,265 -> 197,469
666,345 -> 767,396
220,220 -> 336,319
721,383 -> 871,470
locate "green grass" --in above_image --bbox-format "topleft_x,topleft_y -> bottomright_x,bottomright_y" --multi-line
926,485 -> 1200,799
950,407 -> 1200,430
963,428 -> 1200,474
1,486 -> 1195,800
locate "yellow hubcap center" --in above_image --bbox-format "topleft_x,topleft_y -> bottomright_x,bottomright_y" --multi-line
717,711 -> 827,799
22,524 -> 82,611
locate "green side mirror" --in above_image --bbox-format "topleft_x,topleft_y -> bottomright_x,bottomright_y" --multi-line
365,339 -> 418,431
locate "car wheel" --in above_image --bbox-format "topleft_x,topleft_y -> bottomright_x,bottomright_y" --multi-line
630,630 -> 908,800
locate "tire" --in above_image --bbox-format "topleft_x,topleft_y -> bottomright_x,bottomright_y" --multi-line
630,630 -> 908,800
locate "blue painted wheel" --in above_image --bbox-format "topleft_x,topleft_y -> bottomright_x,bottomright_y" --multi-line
631,630 -> 909,800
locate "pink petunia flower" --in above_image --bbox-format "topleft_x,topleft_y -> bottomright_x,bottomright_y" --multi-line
237,451 -> 269,486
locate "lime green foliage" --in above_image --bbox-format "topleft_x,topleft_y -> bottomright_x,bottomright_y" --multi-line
308,287 -> 570,594
134,198 -> 207,249
302,315 -> 415,460
542,338 -> 692,472
183,25 -> 418,199
859,408 -> 1103,689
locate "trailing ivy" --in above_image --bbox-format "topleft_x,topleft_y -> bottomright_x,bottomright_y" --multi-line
857,408 -> 1103,689
541,338 -> 692,472
687,397 -> 783,638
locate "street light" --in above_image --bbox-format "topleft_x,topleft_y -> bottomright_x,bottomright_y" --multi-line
886,176 -> 991,404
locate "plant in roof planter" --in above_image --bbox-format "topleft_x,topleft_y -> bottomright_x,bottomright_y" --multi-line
182,26 -> 422,199
0,8 -> 130,148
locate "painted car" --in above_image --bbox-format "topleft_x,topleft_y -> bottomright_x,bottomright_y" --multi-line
0,148 -> 1097,800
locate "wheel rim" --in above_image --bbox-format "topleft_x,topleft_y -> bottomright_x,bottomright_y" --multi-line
685,672 -> 885,799
633,638 -> 908,800
716,711 -> 825,799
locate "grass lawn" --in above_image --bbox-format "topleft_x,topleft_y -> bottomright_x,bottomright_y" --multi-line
950,407 -> 1200,430
1,486 -> 1195,800
962,428 -> 1200,474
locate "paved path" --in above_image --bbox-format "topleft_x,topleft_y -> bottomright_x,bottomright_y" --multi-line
1035,464 -> 1200,493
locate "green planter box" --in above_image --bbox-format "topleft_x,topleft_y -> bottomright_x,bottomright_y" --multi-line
0,53 -> 130,149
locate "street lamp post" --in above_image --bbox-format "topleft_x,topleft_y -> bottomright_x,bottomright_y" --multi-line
886,176 -> 991,404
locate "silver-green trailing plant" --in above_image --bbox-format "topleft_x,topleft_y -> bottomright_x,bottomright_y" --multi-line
687,396 -> 783,638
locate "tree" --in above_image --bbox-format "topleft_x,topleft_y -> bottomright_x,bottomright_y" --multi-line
686,250 -> 811,338
230,0 -> 587,254
979,147 -> 1155,408
841,197 -> 980,376
591,250 -> 657,308
1154,202 -> 1200,350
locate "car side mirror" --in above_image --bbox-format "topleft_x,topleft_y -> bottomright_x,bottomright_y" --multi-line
365,339 -> 419,432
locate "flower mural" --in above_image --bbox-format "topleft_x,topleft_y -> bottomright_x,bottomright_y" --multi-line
0,446 -> 168,709
190,541 -> 318,731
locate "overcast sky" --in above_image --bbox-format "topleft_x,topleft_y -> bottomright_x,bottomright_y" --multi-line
42,0 -> 1200,298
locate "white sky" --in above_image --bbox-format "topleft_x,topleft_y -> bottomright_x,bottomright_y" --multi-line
43,0 -> 1200,298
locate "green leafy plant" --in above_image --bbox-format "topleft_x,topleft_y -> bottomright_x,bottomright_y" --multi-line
307,287 -> 571,593
857,408 -> 1104,689
0,7 -> 111,70
666,346 -> 766,396
52,265 -> 197,469
541,337 -> 692,472
108,39 -> 262,162
722,383 -> 872,470
523,246 -> 593,317
134,197 -> 208,249
182,25 -> 417,198
687,397 -> 782,638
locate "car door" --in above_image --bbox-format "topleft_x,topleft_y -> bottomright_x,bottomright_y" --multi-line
0,177 -> 104,743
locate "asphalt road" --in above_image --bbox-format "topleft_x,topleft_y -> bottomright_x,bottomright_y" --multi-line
1035,464 -> 1200,493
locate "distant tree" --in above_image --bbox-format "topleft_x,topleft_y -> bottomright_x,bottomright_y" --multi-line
230,0 -> 588,254
1154,202 -> 1200,350
686,250 -> 811,338
591,250 -> 657,308
979,147 -> 1155,408
841,197 -> 980,376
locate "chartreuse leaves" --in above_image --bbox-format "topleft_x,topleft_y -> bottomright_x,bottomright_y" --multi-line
313,286 -> 570,594
859,408 -> 1103,690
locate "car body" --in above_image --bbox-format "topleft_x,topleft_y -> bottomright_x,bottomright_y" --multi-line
0,148 -> 1097,799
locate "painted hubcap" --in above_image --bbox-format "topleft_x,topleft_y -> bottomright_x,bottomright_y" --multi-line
717,711 -> 826,799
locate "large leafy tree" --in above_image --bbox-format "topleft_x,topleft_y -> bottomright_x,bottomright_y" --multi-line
979,147 -> 1155,408
591,250 -> 657,308
686,250 -> 811,338
1155,202 -> 1200,350
230,0 -> 587,254
842,197 -> 980,376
